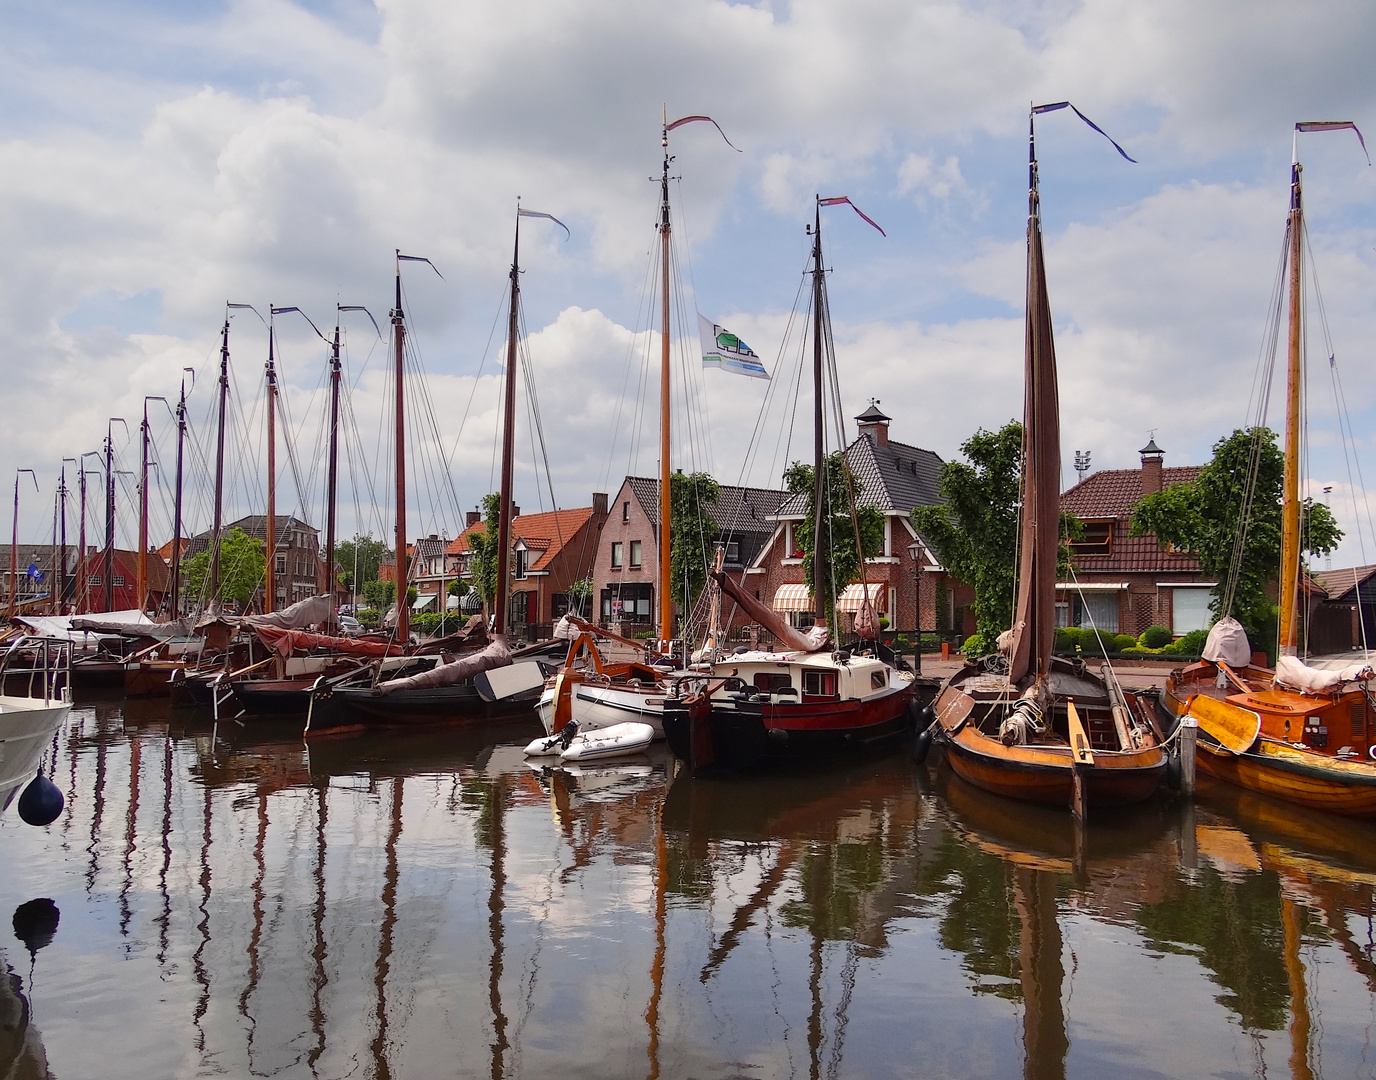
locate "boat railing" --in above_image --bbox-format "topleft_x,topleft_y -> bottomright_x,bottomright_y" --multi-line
0,635 -> 73,705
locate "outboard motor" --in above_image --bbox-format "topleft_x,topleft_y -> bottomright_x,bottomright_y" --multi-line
558,718 -> 582,751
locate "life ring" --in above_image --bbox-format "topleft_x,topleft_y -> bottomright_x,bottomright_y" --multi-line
1368,744 -> 1376,762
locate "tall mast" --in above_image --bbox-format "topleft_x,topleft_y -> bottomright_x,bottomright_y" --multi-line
8,470 -> 35,619
658,114 -> 674,645
495,212 -> 522,637
58,460 -> 73,614
104,419 -> 117,612
326,314 -> 342,623
170,371 -> 191,619
265,312 -> 278,613
810,200 -> 829,628
77,458 -> 91,613
138,404 -> 149,612
211,314 -> 230,607
1278,147 -> 1304,656
391,254 -> 409,643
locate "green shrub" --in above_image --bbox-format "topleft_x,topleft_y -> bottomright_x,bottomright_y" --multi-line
919,632 -> 944,652
961,632 -> 994,657
358,608 -> 382,628
1140,625 -> 1173,649
1112,633 -> 1138,653
893,634 -> 910,650
1054,627 -> 1082,653
1078,633 -> 1107,657
878,616 -> 890,629
1162,628 -> 1208,656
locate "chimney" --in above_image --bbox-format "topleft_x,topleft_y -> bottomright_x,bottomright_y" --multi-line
466,510 -> 481,527
855,399 -> 891,448
592,492 -> 608,517
511,505 -> 520,519
1140,437 -> 1165,495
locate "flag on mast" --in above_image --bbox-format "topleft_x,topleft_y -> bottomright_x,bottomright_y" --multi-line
699,314 -> 769,380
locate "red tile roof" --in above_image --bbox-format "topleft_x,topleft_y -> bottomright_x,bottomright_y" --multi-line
1061,465 -> 1204,575
445,506 -> 596,569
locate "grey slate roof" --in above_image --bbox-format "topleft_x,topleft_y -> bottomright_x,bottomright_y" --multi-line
186,515 -> 317,558
774,432 -> 945,517
625,477 -> 792,536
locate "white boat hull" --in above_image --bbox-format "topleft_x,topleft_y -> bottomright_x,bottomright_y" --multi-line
537,681 -> 666,739
0,693 -> 71,813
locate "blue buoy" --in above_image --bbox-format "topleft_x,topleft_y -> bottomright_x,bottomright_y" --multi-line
17,773 -> 64,827
12,898 -> 60,956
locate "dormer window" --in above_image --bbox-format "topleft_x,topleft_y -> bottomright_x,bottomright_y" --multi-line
1069,519 -> 1113,556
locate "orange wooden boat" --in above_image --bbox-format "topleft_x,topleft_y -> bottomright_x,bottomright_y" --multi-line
932,105 -> 1167,815
1158,122 -> 1376,819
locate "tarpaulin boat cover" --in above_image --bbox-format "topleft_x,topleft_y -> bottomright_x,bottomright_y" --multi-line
1274,654 -> 1375,694
242,594 -> 334,630
253,625 -> 406,659
68,612 -> 189,638
376,638 -> 512,693
1201,616 -> 1252,668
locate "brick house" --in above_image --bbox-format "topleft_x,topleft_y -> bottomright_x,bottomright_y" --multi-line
449,496 -> 609,636
592,476 -> 791,635
1058,439 -> 1210,637
745,403 -> 970,640
186,514 -> 322,612
72,547 -> 172,613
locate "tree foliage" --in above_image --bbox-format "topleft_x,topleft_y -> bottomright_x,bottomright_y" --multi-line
335,534 -> 389,589
911,422 -> 1023,656
783,453 -> 885,628
184,526 -> 266,607
1130,426 -> 1341,639
361,578 -> 395,608
466,493 -> 502,618
669,471 -> 721,611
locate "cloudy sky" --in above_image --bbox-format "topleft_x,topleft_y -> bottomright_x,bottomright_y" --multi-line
5,0 -> 1376,565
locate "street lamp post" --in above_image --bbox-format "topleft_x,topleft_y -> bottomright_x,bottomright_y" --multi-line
908,542 -> 923,675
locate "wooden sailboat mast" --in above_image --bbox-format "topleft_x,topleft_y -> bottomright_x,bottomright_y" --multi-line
495,212 -> 521,637
1008,112 -> 1062,686
391,255 -> 409,643
169,370 -> 191,618
103,417 -> 121,613
58,460 -> 72,614
1278,149 -> 1305,656
658,118 -> 674,645
326,315 -> 342,620
210,314 -> 230,606
810,201 -> 830,625
8,470 -> 35,619
138,395 -> 166,614
264,312 -> 279,614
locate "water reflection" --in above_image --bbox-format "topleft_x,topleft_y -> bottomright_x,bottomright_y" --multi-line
3,700 -> 1376,1078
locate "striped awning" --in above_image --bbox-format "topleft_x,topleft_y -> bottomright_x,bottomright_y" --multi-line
772,583 -> 813,612
838,582 -> 887,613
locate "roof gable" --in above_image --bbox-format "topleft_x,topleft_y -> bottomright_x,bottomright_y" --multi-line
1060,465 -> 1201,520
624,477 -> 791,534
775,432 -> 944,517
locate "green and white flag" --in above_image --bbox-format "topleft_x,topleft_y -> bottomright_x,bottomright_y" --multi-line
699,314 -> 769,380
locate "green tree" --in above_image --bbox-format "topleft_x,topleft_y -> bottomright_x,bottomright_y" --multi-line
466,493 -> 502,619
669,471 -> 721,611
912,423 -> 1022,656
361,578 -> 395,608
567,574 -> 592,616
184,526 -> 266,607
783,453 -> 884,629
1130,426 -> 1341,641
335,534 -> 389,589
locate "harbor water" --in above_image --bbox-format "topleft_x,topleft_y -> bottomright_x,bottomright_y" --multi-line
3,695 -> 1376,1079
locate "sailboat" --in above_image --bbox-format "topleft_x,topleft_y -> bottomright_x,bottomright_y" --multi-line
305,234 -> 562,736
930,104 -> 1167,814
659,194 -> 918,773
1159,121 -> 1376,818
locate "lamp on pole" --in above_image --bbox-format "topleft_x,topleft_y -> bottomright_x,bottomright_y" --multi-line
908,541 -> 923,675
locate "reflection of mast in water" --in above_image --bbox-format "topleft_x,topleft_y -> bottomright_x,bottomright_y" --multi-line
239,789 -> 269,1063
370,777 -> 404,1080
487,775 -> 510,1080
85,723 -> 109,893
157,738 -> 173,965
192,781 -> 213,1056
119,735 -> 142,941
1011,867 -> 1068,1080
644,801 -> 667,1080
308,781 -> 329,1072
1282,897 -> 1314,1080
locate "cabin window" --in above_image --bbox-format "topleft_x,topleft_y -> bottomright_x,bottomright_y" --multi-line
1171,587 -> 1211,635
802,670 -> 837,698
629,540 -> 642,569
610,542 -> 623,569
1069,519 -> 1113,556
753,673 -> 792,694
871,669 -> 887,691
622,501 -> 630,523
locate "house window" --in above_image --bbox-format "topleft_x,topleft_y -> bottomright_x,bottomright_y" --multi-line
725,541 -> 740,564
1069,520 -> 1114,556
622,501 -> 630,523
112,575 -> 125,587
1171,588 -> 1212,635
611,542 -> 623,569
629,540 -> 642,568
601,582 -> 652,621
514,549 -> 527,579
1078,592 -> 1119,634
275,554 -> 286,575
89,575 -> 102,586
789,610 -> 816,630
